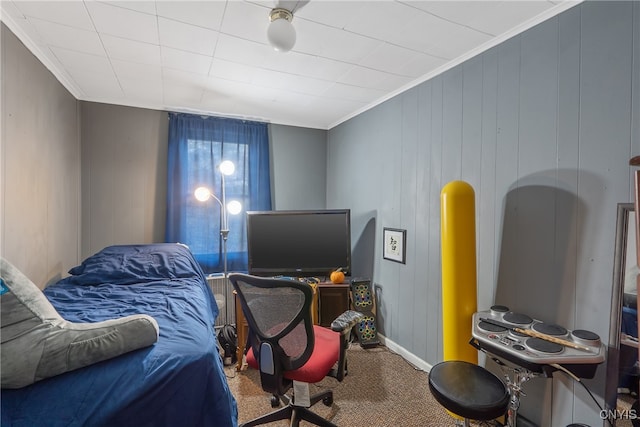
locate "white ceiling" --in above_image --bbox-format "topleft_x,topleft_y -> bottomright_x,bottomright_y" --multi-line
1,0 -> 581,130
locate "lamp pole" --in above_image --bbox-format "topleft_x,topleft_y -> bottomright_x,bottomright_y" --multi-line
194,160 -> 240,329
219,172 -> 231,328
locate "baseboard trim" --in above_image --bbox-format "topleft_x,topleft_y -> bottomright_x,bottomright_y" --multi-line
377,334 -> 433,373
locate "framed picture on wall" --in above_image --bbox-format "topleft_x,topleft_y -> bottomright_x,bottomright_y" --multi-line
383,228 -> 406,264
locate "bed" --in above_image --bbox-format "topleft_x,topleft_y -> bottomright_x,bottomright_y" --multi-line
1,243 -> 238,427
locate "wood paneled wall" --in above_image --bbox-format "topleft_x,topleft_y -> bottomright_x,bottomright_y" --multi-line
327,3 -> 639,424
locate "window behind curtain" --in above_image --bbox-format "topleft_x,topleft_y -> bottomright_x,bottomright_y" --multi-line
165,113 -> 272,274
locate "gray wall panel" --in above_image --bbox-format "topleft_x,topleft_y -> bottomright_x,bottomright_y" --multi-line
494,36 -> 522,313
553,7 -> 582,422
478,49 -> 498,311
269,124 -> 327,210
414,82 -> 432,361
442,66 -> 464,182
427,76 -> 444,362
461,56 -> 483,186
399,88 -> 419,352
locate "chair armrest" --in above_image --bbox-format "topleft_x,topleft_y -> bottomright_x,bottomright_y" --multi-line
328,311 -> 363,382
331,310 -> 364,334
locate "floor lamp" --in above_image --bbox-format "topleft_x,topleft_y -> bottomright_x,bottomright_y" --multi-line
194,160 -> 242,327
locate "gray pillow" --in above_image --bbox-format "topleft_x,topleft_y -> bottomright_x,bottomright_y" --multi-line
0,257 -> 159,389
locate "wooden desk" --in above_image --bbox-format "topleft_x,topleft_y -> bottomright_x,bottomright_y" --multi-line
316,283 -> 351,327
234,284 -> 319,371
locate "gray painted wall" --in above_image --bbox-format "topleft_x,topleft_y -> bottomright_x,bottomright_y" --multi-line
79,111 -> 327,256
80,102 -> 168,258
328,2 -> 639,425
1,23 -> 81,288
269,124 -> 327,210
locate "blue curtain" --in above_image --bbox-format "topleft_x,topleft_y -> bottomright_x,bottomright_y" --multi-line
166,113 -> 272,274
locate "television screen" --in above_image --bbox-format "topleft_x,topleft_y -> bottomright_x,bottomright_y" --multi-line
246,209 -> 351,277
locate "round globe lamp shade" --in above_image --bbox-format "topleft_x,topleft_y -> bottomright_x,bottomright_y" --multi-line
219,160 -> 235,176
267,18 -> 296,52
194,186 -> 212,202
227,200 -> 242,215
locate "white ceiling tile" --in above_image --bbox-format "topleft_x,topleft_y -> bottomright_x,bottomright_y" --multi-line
163,68 -> 210,89
68,69 -> 123,99
12,1 -> 94,30
215,34 -> 272,65
251,69 -> 334,96
322,83 -> 387,103
259,52 -> 354,82
344,1 -> 416,40
272,90 -> 317,107
338,65 -> 413,92
293,19 -> 379,63
209,58 -> 256,83
2,1 -> 27,21
201,80 -> 264,113
359,42 -> 425,76
161,46 -> 213,75
50,46 -> 113,75
401,16 -> 491,59
101,34 -> 162,66
163,82 -> 205,108
399,53 -> 448,78
38,46 -> 72,74
306,96 -> 367,122
405,1 -> 555,36
119,77 -> 164,104
276,0 -> 310,16
158,17 -> 219,56
30,18 -> 105,56
220,1 -> 270,43
104,1 -> 157,15
86,1 -> 159,44
111,59 -> 162,81
156,1 -> 227,30
185,74 -> 283,110
4,0 -> 575,129
207,78 -> 279,103
199,96 -> 249,118
294,1 -> 368,29
1,4 -> 47,46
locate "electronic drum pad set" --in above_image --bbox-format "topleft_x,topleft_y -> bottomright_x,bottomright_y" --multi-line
470,305 -> 606,426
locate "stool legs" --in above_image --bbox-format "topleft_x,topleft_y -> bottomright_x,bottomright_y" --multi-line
498,365 -> 540,427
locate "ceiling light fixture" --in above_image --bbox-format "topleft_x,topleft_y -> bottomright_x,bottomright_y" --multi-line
267,8 -> 296,53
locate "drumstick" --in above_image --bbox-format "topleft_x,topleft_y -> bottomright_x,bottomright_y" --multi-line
479,318 -> 593,352
512,327 -> 592,352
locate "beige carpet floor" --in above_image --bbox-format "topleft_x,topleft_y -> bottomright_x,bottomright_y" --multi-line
226,344 -> 635,426
224,344 -> 491,427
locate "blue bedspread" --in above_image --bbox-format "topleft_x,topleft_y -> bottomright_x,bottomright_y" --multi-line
1,243 -> 238,427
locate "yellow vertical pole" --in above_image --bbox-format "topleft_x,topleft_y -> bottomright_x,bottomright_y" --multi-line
440,180 -> 478,364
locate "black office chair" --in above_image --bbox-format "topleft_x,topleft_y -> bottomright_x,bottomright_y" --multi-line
228,273 -> 363,427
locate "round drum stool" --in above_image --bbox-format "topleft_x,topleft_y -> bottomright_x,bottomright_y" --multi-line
429,360 -> 510,426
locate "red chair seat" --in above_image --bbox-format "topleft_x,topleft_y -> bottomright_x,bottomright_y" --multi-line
247,325 -> 341,384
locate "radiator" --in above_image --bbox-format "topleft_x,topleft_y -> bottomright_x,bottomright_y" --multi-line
206,276 -> 235,327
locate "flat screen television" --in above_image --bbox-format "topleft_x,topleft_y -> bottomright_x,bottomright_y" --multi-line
246,209 -> 351,278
